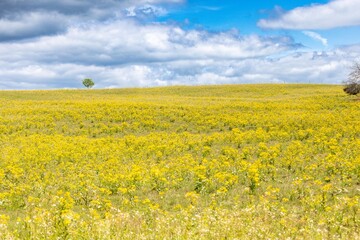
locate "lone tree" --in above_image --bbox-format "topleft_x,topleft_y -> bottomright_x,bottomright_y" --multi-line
83,78 -> 95,89
344,61 -> 360,96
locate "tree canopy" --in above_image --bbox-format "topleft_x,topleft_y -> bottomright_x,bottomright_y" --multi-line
344,62 -> 360,96
83,78 -> 95,89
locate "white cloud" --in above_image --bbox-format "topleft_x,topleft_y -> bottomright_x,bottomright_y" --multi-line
302,31 -> 328,46
258,0 -> 360,30
0,46 -> 358,89
0,20 -> 295,66
0,0 -> 358,89
0,17 -> 302,89
0,0 -> 184,41
0,12 -> 69,41
125,5 -> 168,17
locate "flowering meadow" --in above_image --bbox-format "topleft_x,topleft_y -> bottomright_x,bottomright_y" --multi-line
0,84 -> 359,239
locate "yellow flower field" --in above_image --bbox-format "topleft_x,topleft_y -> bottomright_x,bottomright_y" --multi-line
0,84 -> 359,239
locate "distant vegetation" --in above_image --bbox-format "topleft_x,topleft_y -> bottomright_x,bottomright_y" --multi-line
0,85 -> 358,239
344,61 -> 360,96
82,78 -> 95,88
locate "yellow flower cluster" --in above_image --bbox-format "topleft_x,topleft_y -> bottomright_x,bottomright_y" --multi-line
0,84 -> 358,239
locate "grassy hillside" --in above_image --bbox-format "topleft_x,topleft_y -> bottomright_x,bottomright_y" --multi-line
0,84 -> 359,239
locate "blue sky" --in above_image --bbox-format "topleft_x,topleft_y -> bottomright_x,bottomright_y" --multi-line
158,0 -> 358,48
159,0 -> 326,31
0,0 -> 359,89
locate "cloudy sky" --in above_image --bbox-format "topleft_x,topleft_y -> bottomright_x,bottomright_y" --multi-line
1,0 -> 360,89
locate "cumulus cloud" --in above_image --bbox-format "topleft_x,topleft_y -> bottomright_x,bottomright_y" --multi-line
125,5 -> 168,17
0,0 -> 182,16
0,16 -> 307,89
0,49 -> 355,89
0,12 -> 70,41
0,0 -> 184,41
0,0 -> 358,89
0,20 -> 297,65
258,0 -> 360,30
302,31 -> 328,46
